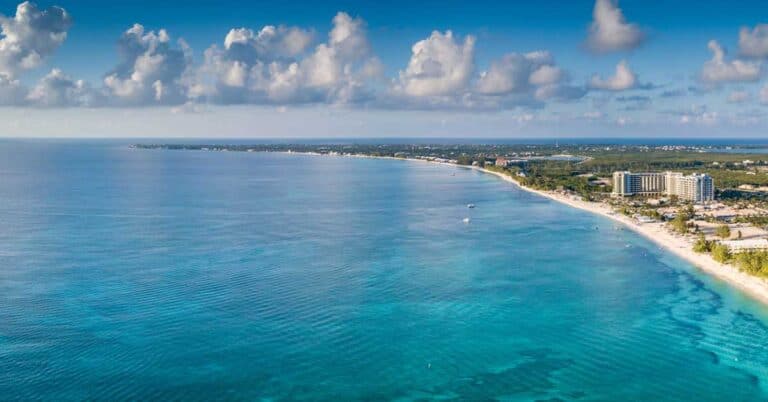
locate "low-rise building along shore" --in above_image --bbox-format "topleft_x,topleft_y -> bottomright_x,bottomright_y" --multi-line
721,239 -> 768,253
612,171 -> 714,203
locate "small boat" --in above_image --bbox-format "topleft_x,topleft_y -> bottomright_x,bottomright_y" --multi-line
467,204 -> 475,209
463,217 -> 471,223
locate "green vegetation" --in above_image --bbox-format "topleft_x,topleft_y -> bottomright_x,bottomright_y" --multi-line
735,215 -> 768,226
711,242 -> 732,263
715,225 -> 731,239
670,206 -> 695,234
693,233 -> 712,253
696,232 -> 768,278
671,214 -> 689,234
699,238 -> 768,278
641,209 -> 661,220
580,150 -> 766,175
516,162 -> 599,198
733,252 -> 768,277
702,170 -> 768,189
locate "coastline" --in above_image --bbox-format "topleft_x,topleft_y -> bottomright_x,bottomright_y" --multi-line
291,151 -> 768,306
474,164 -> 768,306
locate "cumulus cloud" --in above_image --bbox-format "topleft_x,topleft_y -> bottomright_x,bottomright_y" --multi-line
739,24 -> 768,58
223,25 -> 313,63
476,51 -> 551,95
0,72 -> 25,105
0,1 -> 72,78
193,12 -> 378,105
586,0 -> 644,53
589,60 -> 637,90
701,40 -> 761,83
0,4 -> 635,113
27,68 -> 100,107
394,30 -> 475,97
103,24 -> 192,105
387,39 -> 584,109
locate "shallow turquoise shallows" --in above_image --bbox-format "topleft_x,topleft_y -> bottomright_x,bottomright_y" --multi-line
2,141 -> 768,401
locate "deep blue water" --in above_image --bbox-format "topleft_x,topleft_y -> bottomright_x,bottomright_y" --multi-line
2,142 -> 768,400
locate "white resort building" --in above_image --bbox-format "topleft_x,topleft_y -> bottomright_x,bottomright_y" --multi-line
721,239 -> 768,253
612,171 -> 714,203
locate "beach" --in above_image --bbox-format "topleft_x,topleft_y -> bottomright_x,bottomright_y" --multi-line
476,165 -> 768,306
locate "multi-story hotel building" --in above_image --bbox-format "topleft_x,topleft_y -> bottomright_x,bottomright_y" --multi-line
612,171 -> 714,203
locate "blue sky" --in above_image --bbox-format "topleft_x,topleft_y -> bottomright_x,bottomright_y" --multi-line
3,0 -> 768,137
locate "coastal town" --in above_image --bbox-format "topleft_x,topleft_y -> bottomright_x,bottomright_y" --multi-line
136,142 -> 768,303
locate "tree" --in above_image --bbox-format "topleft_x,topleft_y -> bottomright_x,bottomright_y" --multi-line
457,155 -> 473,165
681,204 -> 695,220
671,214 -> 689,234
715,225 -> 731,239
711,243 -> 732,263
693,233 -> 711,253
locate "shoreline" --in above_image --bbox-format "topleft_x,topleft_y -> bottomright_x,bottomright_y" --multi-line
290,151 -> 768,306
474,165 -> 768,306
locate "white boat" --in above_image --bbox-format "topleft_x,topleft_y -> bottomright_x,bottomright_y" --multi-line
467,204 -> 475,208
463,217 -> 471,223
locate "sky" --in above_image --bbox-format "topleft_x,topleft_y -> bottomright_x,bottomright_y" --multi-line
2,0 -> 768,137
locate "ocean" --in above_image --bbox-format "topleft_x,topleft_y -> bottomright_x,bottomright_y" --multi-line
2,141 -> 768,400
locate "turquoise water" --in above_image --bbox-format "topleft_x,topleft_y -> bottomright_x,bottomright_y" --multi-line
2,141 -> 768,400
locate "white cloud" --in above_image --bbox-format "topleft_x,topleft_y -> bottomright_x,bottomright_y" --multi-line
475,51 -> 551,95
194,12 -> 378,105
389,44 -> 583,109
701,40 -> 761,83
27,68 -> 100,107
586,0 -> 644,53
0,72 -> 24,105
223,25 -> 313,63
0,2 -> 72,78
529,64 -> 563,86
739,24 -> 768,58
394,30 -> 475,97
103,24 -> 192,105
589,60 -> 636,90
